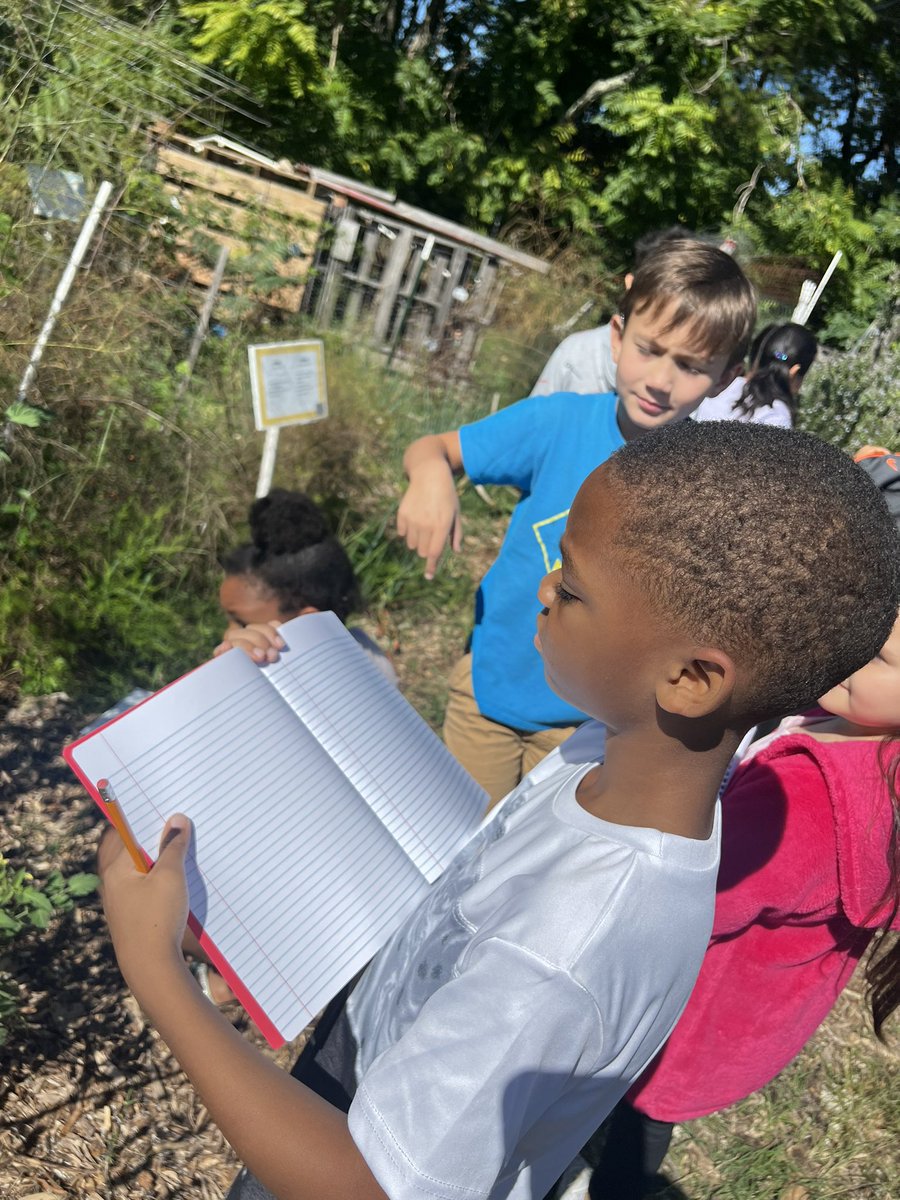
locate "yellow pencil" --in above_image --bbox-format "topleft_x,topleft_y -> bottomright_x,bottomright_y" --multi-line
97,778 -> 149,874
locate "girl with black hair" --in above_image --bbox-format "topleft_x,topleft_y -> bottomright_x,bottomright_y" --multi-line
217,489 -> 396,685
694,321 -> 818,427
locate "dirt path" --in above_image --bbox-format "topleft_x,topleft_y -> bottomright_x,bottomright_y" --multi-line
0,694 -> 309,1199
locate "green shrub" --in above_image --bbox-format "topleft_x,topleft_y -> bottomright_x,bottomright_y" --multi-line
0,859 -> 98,1045
339,509 -> 474,616
0,489 -> 223,703
798,293 -> 900,452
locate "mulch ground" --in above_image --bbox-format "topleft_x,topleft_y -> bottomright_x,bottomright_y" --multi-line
0,693 -> 308,1200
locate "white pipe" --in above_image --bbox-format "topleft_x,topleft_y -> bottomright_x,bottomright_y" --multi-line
795,250 -> 842,326
17,180 -> 115,401
256,427 -> 280,498
790,279 -> 815,325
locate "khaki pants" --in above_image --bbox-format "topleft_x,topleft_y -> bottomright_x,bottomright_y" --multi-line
443,654 -> 578,810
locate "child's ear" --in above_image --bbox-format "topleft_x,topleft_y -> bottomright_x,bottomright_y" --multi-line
703,362 -> 742,398
610,314 -> 624,364
656,649 -> 736,718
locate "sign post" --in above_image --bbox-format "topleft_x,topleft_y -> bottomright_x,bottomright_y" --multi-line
247,339 -> 328,497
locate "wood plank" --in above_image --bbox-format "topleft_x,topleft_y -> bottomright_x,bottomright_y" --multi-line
457,259 -> 498,366
162,183 -> 316,255
157,146 -> 327,225
156,127 -> 303,186
342,220 -> 381,324
371,226 -> 414,346
172,245 -> 305,311
432,246 -> 469,341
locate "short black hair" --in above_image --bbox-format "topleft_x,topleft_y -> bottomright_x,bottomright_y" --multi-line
605,422 -> 900,720
221,489 -> 360,622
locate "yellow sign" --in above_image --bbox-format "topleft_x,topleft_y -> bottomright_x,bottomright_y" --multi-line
247,340 -> 328,431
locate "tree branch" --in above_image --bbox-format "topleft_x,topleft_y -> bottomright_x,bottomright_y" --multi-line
328,23 -> 343,72
563,69 -> 638,122
732,163 -> 763,220
693,39 -> 729,95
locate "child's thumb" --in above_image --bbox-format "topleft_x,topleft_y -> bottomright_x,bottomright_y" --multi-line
157,814 -> 191,863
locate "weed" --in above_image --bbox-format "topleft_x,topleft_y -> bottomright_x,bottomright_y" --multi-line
0,857 -> 97,1044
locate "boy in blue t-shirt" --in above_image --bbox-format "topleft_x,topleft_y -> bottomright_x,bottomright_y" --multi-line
397,239 -> 755,804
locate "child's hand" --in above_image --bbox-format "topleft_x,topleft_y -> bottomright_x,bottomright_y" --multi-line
397,464 -> 463,580
99,816 -> 192,988
214,621 -> 286,664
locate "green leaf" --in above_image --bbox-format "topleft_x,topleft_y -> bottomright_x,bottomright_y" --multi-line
5,400 -> 51,429
65,873 -> 100,897
0,912 -> 22,936
25,891 -> 54,914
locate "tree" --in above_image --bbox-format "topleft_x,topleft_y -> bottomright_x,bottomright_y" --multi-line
181,1 -> 320,98
156,0 -> 899,332
1,1 -> 195,183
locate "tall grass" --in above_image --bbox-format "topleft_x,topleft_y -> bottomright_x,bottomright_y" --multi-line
0,167 -> 505,711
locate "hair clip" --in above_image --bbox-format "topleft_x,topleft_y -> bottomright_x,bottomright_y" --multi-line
773,350 -> 790,361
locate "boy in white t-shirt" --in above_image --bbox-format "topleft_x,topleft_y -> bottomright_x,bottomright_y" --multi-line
96,422 -> 900,1200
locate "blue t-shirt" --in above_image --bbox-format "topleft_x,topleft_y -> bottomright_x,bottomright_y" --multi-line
459,392 -> 624,730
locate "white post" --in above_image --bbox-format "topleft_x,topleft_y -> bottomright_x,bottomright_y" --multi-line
177,243 -> 230,402
790,280 -> 816,324
793,250 -> 843,326
17,180 -> 115,402
256,427 -> 280,498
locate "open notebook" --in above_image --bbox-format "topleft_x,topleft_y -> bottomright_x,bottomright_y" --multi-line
64,612 -> 488,1047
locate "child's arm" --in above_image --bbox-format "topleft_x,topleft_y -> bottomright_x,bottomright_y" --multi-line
99,820 -> 387,1200
397,431 -> 464,579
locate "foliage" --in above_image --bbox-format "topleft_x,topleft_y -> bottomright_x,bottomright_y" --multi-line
1,492 -> 225,698
0,856 -> 98,1044
0,156 -> 236,701
183,0 -> 320,98
0,0 -> 198,186
737,175 -> 898,341
171,0 -> 898,255
0,860 -> 97,940
797,285 -> 900,451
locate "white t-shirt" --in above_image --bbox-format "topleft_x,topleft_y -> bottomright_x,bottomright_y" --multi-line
347,723 -> 721,1200
692,377 -> 792,427
530,325 -> 617,396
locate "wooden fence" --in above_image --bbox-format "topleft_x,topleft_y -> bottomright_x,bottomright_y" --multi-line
151,127 -> 549,371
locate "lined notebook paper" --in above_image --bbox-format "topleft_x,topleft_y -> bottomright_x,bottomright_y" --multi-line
64,613 -> 488,1047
